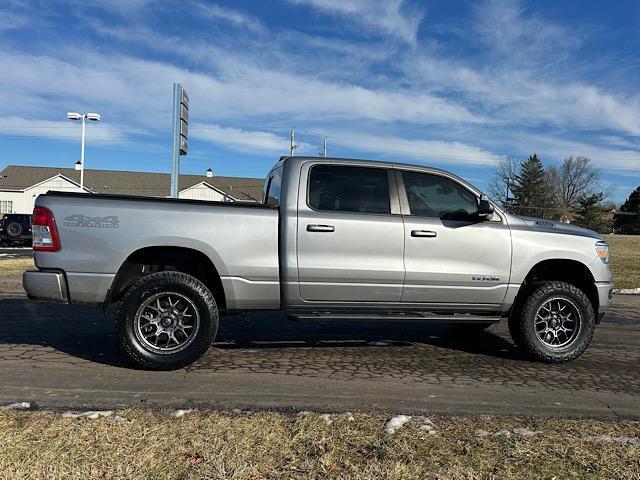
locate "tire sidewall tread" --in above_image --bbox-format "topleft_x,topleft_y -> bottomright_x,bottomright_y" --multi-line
115,271 -> 218,370
516,281 -> 595,363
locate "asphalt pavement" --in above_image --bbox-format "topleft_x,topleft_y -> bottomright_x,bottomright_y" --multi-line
0,247 -> 32,259
0,279 -> 638,419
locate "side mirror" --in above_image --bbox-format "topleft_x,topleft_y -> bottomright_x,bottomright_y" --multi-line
478,196 -> 494,217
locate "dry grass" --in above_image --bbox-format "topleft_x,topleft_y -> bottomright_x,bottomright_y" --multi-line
0,409 -> 638,480
606,235 -> 640,289
0,258 -> 34,276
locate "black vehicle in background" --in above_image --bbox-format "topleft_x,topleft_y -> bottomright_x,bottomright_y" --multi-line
0,214 -> 32,247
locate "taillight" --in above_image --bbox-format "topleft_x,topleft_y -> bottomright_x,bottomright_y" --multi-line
32,206 -> 60,252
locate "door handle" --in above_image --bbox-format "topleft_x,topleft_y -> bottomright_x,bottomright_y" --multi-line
411,229 -> 437,238
307,224 -> 335,233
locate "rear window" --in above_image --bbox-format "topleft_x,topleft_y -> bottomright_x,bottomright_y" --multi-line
308,165 -> 391,214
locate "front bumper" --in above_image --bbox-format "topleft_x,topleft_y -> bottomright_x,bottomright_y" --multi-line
595,281 -> 614,322
23,270 -> 68,303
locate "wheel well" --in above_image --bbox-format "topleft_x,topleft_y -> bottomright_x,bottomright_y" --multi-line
109,246 -> 226,311
513,259 -> 598,315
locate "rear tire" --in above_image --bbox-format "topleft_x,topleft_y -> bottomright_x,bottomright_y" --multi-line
116,271 -> 218,370
512,281 -> 595,363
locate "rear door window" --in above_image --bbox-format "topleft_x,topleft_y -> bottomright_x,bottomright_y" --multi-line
308,165 -> 391,214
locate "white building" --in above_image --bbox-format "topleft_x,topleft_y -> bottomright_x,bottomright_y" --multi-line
0,165 -> 263,214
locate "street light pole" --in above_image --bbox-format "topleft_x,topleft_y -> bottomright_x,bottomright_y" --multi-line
80,115 -> 86,190
67,112 -> 101,191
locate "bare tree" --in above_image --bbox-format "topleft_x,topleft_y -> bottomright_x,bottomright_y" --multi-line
550,156 -> 604,218
488,157 -> 518,209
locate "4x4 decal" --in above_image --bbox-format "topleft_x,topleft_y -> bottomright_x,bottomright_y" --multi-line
63,214 -> 120,228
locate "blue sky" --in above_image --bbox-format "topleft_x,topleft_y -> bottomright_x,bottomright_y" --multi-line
0,0 -> 639,201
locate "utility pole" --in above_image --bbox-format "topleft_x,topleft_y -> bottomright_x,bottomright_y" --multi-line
80,115 -> 86,189
323,136 -> 327,158
290,127 -> 298,156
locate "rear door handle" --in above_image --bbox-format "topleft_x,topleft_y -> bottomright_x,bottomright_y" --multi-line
307,224 -> 335,233
411,230 -> 437,238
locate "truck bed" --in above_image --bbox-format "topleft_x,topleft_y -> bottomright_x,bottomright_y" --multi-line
32,190 -> 280,308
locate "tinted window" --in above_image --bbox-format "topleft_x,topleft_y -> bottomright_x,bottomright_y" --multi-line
263,167 -> 282,207
402,171 -> 478,220
308,165 -> 391,214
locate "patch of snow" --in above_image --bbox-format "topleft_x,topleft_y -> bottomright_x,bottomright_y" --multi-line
113,415 -> 126,423
338,411 -> 354,422
613,288 -> 640,295
0,402 -> 31,411
368,341 -> 392,346
513,427 -> 543,437
62,410 -> 114,419
231,408 -> 242,414
581,435 -> 640,445
297,410 -> 314,417
412,416 -> 437,435
476,427 -> 543,438
172,409 -> 194,418
385,415 -> 412,434
319,414 -> 333,425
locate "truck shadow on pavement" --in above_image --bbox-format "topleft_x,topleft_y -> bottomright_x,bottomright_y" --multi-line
0,299 -> 528,370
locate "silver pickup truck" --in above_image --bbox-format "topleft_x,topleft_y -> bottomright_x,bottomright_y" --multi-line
24,156 -> 613,369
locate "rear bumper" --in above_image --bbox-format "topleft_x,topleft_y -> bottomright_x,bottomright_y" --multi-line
23,270 -> 114,304
23,270 -> 68,303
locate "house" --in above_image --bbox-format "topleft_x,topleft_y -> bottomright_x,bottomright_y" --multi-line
0,165 -> 264,214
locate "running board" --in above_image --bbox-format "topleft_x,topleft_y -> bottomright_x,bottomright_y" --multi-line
288,311 -> 501,323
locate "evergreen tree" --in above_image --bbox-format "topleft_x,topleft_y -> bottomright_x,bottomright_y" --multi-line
613,186 -> 640,234
573,193 -> 609,233
511,154 -> 554,218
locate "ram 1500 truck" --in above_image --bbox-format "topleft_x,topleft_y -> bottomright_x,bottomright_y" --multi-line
23,157 -> 614,369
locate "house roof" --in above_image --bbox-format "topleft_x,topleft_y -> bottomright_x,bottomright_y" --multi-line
0,165 -> 264,202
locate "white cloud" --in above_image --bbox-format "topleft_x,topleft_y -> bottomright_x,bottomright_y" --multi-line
0,116 -> 127,144
327,132 -> 504,167
193,2 -> 264,32
0,49 -> 481,131
191,123 -> 311,155
405,0 -> 640,138
285,0 -> 424,45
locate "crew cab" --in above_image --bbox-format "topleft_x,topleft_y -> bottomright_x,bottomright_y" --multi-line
23,157 -> 614,369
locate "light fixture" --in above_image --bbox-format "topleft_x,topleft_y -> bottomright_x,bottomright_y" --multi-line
66,111 -> 101,190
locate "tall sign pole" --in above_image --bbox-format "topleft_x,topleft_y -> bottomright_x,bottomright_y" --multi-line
170,82 -> 189,198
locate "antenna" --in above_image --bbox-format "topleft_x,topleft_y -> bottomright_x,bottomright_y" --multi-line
290,127 -> 298,156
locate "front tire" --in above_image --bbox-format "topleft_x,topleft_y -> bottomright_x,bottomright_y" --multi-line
116,271 -> 218,370
512,281 -> 595,363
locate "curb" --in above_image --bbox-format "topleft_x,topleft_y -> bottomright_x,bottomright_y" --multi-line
613,289 -> 640,295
